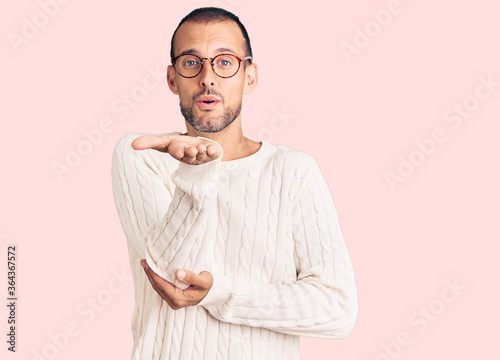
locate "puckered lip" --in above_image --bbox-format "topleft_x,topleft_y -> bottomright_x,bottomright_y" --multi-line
197,95 -> 220,102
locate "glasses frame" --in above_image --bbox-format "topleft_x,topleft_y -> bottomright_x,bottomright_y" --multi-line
171,53 -> 253,79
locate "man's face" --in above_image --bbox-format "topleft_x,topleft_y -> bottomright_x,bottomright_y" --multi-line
168,20 -> 252,133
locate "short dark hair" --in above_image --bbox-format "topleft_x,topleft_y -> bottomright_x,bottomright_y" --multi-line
170,7 -> 253,62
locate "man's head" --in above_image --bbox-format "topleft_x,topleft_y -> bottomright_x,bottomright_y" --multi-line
170,7 -> 253,63
167,7 -> 257,133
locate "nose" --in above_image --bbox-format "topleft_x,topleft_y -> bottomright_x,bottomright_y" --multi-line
198,59 -> 215,87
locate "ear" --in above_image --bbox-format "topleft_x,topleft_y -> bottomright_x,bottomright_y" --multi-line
243,62 -> 258,95
167,65 -> 179,95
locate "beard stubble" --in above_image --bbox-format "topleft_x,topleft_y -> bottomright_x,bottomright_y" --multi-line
180,93 -> 242,133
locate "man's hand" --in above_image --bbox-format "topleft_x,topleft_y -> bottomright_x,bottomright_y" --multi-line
140,259 -> 213,310
132,134 -> 221,165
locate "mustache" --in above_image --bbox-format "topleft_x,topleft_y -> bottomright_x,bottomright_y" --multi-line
194,89 -> 222,101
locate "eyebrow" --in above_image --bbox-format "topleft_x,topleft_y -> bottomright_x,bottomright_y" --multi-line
177,47 -> 238,57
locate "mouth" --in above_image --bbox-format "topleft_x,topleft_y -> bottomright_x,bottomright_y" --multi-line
197,100 -> 219,110
197,96 -> 220,110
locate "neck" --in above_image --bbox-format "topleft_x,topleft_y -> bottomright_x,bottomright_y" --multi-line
183,116 -> 260,161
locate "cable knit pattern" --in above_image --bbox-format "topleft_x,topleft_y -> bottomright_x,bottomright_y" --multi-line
111,131 -> 358,360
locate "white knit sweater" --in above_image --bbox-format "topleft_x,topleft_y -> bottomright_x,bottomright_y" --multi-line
111,131 -> 358,360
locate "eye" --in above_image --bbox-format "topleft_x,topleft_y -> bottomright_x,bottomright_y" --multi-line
184,60 -> 198,67
214,55 -> 235,67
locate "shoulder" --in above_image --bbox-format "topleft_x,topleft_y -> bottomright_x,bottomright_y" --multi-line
260,142 -> 321,201
267,142 -> 319,176
267,143 -> 332,205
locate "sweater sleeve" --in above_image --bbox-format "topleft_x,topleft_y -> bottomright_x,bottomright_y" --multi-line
197,158 -> 358,339
111,133 -> 223,290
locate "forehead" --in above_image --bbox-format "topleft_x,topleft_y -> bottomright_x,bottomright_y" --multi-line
173,20 -> 246,56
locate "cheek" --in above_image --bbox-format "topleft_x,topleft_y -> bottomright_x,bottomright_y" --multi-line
178,90 -> 194,106
224,85 -> 244,103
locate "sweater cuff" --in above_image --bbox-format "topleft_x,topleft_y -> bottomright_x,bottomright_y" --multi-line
172,136 -> 223,186
197,273 -> 232,308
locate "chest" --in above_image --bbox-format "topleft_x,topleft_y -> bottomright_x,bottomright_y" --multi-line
210,171 -> 298,284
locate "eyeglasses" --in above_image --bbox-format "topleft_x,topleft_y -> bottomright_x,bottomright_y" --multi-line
171,53 -> 252,79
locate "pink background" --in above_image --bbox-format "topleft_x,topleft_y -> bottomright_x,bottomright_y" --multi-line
1,0 -> 499,359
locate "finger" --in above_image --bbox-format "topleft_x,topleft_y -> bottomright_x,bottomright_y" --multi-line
164,142 -> 184,160
141,261 -> 163,292
196,143 -> 207,154
145,274 -> 178,308
146,265 -> 178,294
142,263 -> 167,297
205,144 -> 220,158
176,269 -> 210,289
140,261 -> 186,310
141,260 -> 177,295
132,135 -> 172,151
183,146 -> 198,164
196,144 -> 207,161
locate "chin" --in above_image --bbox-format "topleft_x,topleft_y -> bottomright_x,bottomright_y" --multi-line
193,122 -> 226,133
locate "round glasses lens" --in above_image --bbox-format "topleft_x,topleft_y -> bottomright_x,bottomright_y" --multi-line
175,55 -> 202,77
213,54 -> 239,77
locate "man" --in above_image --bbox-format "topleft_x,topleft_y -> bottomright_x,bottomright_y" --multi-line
111,7 -> 358,360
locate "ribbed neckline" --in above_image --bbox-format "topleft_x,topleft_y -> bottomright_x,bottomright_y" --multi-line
220,140 -> 268,168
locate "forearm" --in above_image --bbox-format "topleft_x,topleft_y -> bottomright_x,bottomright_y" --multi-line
111,133 -> 174,258
198,256 -> 358,338
112,133 -> 223,290
144,158 -> 221,290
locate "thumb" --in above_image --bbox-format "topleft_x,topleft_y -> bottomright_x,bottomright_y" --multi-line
176,269 -> 211,288
176,269 -> 196,284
